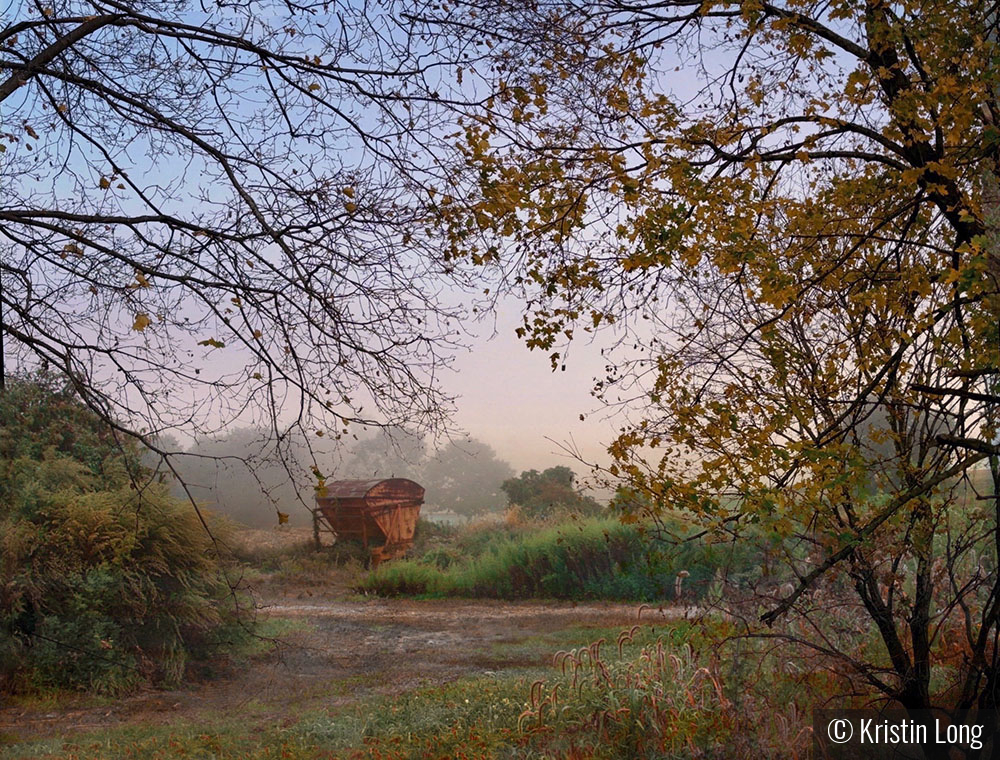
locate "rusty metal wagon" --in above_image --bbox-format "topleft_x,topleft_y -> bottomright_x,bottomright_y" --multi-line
313,478 -> 424,565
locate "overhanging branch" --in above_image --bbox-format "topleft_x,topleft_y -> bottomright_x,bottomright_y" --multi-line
936,435 -> 1000,457
911,382 -> 1000,405
761,451 -> 989,626
0,14 -> 122,104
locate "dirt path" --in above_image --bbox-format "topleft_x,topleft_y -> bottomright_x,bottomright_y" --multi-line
0,595 -> 684,743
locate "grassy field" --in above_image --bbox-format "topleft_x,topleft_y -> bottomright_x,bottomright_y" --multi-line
0,616 -> 816,760
0,519 -> 825,759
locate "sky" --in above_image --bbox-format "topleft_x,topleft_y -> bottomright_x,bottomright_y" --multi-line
443,298 -> 623,477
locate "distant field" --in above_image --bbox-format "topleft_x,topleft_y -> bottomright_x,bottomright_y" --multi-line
234,525 -> 318,552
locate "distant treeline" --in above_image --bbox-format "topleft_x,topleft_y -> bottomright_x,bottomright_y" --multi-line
158,427 -> 523,528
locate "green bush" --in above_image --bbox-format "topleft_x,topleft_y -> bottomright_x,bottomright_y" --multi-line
0,375 -> 243,694
500,466 -> 605,519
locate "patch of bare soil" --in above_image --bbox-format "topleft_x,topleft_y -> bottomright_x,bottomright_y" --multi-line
235,526 -> 319,552
0,592 -> 684,743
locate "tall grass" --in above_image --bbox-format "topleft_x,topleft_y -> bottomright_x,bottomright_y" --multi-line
361,517 -> 758,601
516,624 -> 815,760
520,634 -> 733,756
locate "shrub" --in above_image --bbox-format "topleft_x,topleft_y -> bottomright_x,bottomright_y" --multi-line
0,376 -> 242,694
409,517 -> 458,556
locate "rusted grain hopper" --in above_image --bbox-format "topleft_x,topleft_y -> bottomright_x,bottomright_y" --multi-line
313,478 -> 424,565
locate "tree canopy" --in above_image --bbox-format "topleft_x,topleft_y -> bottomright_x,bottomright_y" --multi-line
422,438 -> 514,516
168,427 -> 323,528
501,466 -> 603,518
419,0 -> 1000,721
333,430 -> 514,518
336,426 -> 428,483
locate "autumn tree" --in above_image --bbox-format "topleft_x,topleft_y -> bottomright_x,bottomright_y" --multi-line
0,0 -> 480,507
417,0 -> 1000,737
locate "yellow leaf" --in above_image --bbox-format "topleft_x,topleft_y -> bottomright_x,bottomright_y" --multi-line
308,83 -> 321,92
344,202 -> 357,213
277,511 -> 289,525
99,176 -> 110,189
132,313 -> 151,331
